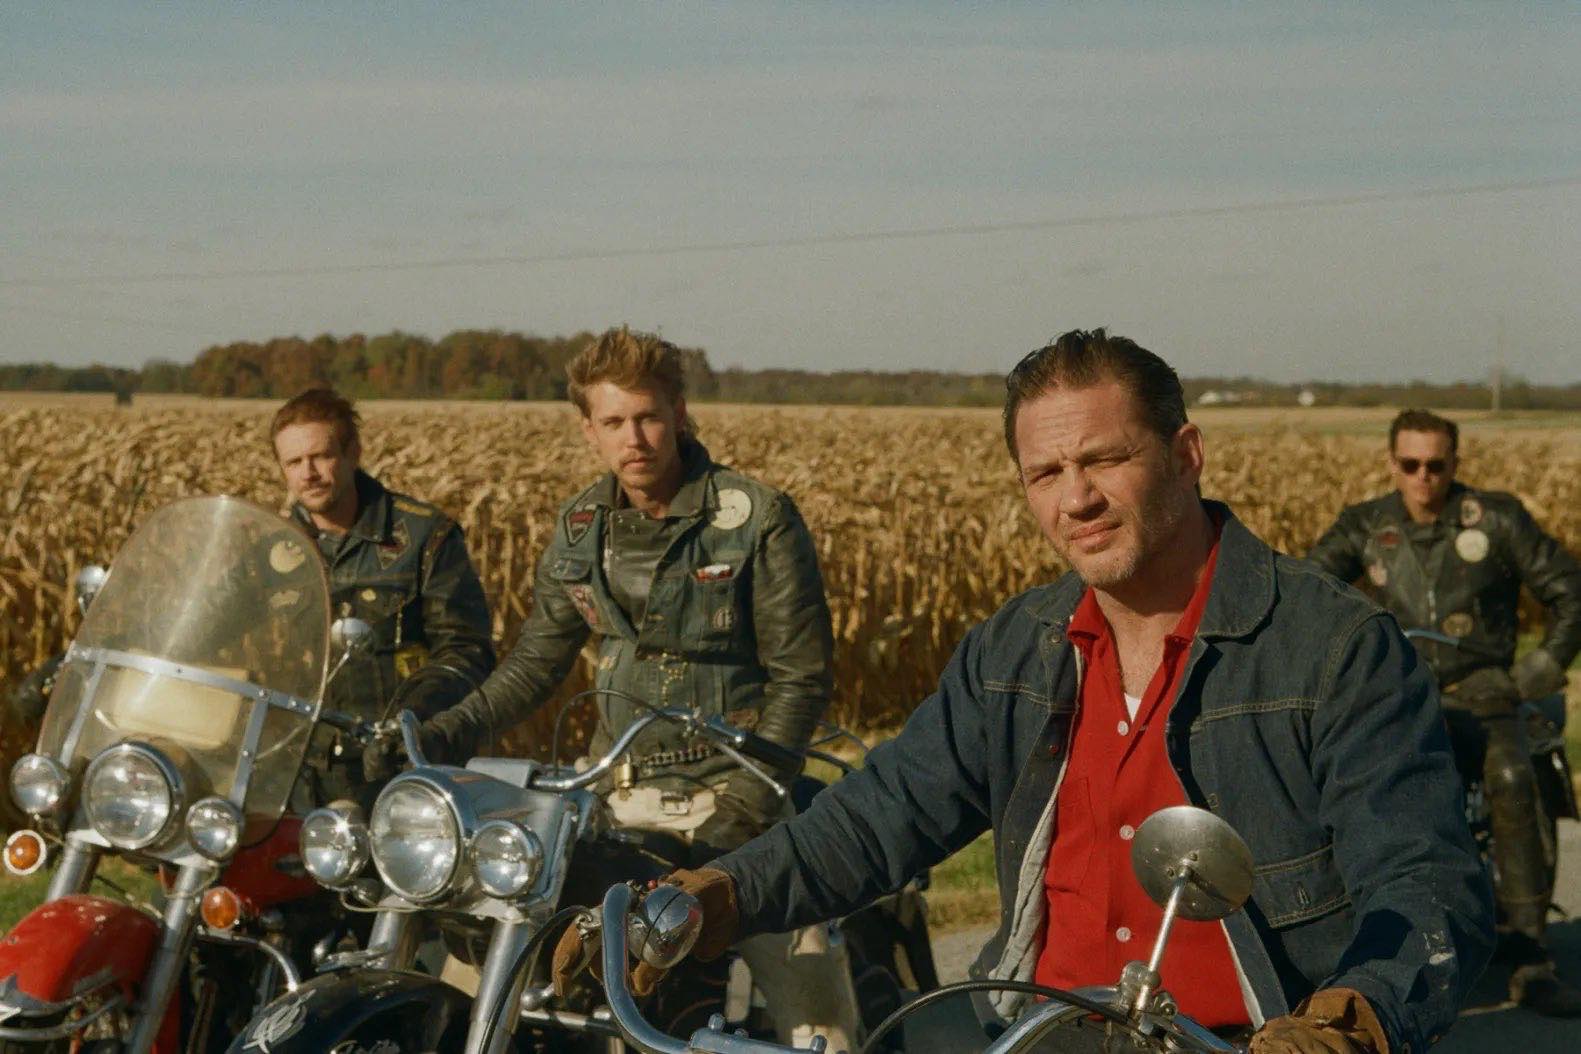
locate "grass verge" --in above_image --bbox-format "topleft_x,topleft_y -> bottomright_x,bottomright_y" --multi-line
0,854 -> 161,931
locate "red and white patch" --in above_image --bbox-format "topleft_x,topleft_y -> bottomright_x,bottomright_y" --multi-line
567,584 -> 604,631
694,563 -> 736,583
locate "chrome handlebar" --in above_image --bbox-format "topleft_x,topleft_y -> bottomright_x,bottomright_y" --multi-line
527,708 -> 791,798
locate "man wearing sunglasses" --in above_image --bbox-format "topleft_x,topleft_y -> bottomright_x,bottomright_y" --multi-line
1309,408 -> 1581,1015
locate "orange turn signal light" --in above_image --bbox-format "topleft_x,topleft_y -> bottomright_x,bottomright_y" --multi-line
4,830 -> 46,876
200,886 -> 247,930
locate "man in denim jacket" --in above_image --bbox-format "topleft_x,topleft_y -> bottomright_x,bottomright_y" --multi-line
627,330 -> 1494,1052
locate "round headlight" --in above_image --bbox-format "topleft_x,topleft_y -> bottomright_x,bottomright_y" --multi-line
300,805 -> 370,888
10,754 -> 69,816
84,744 -> 181,850
472,820 -> 544,899
185,797 -> 243,861
370,779 -> 460,902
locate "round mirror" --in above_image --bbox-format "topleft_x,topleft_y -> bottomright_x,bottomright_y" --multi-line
329,617 -> 375,660
627,885 -> 703,970
74,565 -> 108,614
1131,805 -> 1254,922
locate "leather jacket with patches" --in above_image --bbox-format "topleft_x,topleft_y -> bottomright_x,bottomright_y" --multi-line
292,471 -> 495,793
435,439 -> 834,799
1306,483 -> 1581,690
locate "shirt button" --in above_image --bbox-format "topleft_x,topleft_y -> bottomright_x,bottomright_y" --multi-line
1116,927 -> 1132,943
1119,824 -> 1135,841
1117,720 -> 1130,736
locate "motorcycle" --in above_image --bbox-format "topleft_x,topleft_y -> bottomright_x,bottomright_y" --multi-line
1402,628 -> 1578,890
0,496 -> 387,1053
595,804 -> 1256,1054
227,701 -> 931,1053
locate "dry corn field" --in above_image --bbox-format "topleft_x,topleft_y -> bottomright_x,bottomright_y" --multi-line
4,396 -> 1580,783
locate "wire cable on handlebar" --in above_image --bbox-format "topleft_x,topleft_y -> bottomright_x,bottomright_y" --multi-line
474,904 -> 588,1054
551,688 -> 680,770
856,979 -> 1137,1054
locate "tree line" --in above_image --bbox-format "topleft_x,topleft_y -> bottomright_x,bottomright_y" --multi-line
3,329 -> 1579,409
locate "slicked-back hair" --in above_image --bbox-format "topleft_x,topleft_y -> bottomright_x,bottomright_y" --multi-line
1389,408 -> 1459,456
1002,328 -> 1187,464
271,387 -> 361,454
567,326 -> 687,414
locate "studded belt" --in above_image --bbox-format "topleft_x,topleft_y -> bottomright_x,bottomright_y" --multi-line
632,741 -> 720,777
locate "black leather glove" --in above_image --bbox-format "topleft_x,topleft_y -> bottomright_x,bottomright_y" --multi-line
360,732 -> 406,784
1513,648 -> 1568,701
360,704 -> 472,783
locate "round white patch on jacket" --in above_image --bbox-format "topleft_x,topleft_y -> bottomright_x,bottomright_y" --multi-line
1455,529 -> 1489,563
711,488 -> 752,530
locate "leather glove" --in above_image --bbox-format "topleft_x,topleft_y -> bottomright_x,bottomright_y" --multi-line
360,707 -> 469,782
1249,988 -> 1389,1054
551,867 -> 740,1000
1512,648 -> 1568,702
360,732 -> 406,784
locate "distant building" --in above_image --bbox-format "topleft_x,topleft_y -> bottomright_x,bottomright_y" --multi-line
1297,388 -> 1317,407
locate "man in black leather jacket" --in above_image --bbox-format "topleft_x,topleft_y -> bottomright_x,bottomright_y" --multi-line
272,388 -> 495,806
1308,408 -> 1581,1015
420,326 -> 857,1049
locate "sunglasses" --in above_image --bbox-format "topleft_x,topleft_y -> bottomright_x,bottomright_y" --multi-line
1395,457 -> 1448,476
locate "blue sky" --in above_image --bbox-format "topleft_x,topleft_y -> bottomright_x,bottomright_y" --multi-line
3,3 -> 1578,382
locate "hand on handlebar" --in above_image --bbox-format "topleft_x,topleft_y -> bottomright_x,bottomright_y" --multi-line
1249,988 -> 1386,1054
551,868 -> 741,1000
359,708 -> 464,782
1513,648 -> 1568,701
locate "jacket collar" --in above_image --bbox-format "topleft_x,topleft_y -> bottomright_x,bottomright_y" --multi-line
1381,481 -> 1467,528
291,469 -> 391,543
1029,500 -> 1273,642
585,438 -> 714,519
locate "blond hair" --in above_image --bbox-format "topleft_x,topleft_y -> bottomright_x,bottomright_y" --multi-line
566,327 -> 695,436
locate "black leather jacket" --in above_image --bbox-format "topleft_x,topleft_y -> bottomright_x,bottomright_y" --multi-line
433,440 -> 833,801
1307,483 -> 1581,689
292,471 -> 495,797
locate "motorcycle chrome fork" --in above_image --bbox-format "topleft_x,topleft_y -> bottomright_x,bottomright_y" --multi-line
368,907 -> 421,970
466,918 -> 534,1054
44,836 -> 101,901
125,863 -> 217,1054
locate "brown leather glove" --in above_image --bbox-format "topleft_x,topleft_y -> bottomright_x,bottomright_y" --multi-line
550,867 -> 741,1000
1249,988 -> 1389,1054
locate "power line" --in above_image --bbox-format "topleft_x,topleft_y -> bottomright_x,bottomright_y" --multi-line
3,172 -> 1577,291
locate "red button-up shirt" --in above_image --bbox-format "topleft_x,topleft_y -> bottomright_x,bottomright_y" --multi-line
1033,531 -> 1249,1028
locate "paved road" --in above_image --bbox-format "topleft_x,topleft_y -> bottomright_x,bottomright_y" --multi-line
930,820 -> 1581,1051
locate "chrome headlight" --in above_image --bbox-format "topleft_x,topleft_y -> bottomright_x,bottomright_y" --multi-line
472,820 -> 544,899
84,743 -> 182,850
10,754 -> 69,816
300,804 -> 370,888
370,779 -> 460,902
185,797 -> 243,861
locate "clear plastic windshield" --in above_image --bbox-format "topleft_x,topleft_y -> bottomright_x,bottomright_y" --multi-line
37,497 -> 330,829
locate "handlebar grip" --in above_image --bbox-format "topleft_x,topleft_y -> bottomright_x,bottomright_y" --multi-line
318,709 -> 378,743
733,730 -> 803,775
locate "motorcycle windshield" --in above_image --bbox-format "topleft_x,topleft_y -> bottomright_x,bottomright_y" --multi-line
37,496 -> 330,830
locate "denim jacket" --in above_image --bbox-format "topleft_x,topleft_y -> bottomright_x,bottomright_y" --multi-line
715,503 -> 1494,1053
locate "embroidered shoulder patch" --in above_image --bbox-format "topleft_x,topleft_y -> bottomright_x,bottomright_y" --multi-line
567,508 -> 595,544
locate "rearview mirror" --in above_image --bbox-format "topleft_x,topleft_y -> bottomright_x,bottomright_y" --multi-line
627,885 -> 703,970
1131,805 -> 1254,922
74,565 -> 108,615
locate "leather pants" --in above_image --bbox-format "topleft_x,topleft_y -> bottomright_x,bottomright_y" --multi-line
1443,668 -> 1551,949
